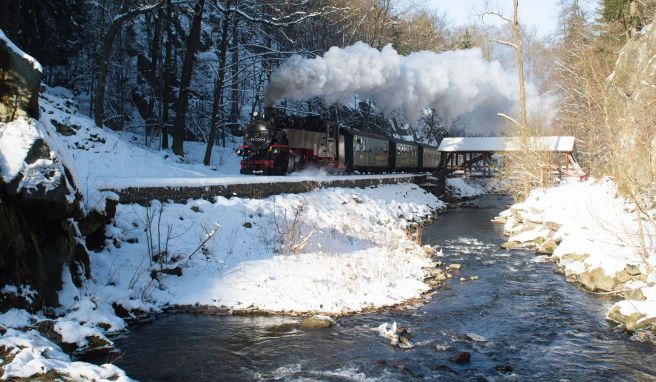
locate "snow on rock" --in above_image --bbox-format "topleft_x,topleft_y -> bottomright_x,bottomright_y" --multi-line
0,30 -> 42,73
445,178 -> 485,199
0,329 -> 133,381
92,184 -> 443,315
497,178 -> 656,332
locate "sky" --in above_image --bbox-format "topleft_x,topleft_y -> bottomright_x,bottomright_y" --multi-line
422,0 -> 563,37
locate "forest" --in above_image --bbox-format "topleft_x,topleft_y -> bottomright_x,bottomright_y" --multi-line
1,0 -> 652,175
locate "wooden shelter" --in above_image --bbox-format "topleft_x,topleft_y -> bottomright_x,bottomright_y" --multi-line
437,136 -> 583,177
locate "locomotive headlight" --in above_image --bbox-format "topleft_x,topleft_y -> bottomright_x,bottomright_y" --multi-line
236,148 -> 243,156
272,148 -> 279,154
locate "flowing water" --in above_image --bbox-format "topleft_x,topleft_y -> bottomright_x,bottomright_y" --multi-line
95,195 -> 656,381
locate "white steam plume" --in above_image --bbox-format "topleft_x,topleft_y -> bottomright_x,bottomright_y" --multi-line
265,42 -> 551,135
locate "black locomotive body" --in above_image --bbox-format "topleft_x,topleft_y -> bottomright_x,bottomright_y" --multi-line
239,108 -> 440,175
240,109 -> 341,175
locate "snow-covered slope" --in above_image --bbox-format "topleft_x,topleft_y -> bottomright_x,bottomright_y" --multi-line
497,178 -> 656,332
0,86 -> 447,380
38,86 -> 242,193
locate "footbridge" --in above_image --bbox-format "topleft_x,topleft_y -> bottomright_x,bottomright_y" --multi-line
437,136 -> 585,178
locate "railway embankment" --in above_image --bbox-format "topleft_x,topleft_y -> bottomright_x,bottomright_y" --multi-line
99,174 -> 436,205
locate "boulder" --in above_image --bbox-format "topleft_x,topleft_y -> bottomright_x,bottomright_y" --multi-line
501,241 -> 521,250
625,264 -> 642,276
0,30 -> 42,121
299,315 -> 333,330
537,239 -> 559,254
0,33 -> 90,308
607,305 -> 656,332
624,288 -> 647,301
451,351 -> 471,364
578,267 -> 617,292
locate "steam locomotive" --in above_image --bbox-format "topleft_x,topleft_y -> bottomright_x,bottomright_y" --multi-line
239,107 -> 441,175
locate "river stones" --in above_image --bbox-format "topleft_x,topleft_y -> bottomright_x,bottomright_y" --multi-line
448,264 -> 461,271
624,287 -> 647,301
500,241 -> 521,250
496,364 -> 514,373
465,333 -> 486,342
422,245 -> 438,256
397,329 -> 414,349
267,322 -> 298,333
625,264 -> 642,276
451,351 -> 471,364
299,315 -> 333,330
537,239 -> 558,254
578,267 -> 618,292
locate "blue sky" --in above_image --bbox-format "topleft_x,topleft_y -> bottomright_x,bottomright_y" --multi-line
421,0 -> 564,37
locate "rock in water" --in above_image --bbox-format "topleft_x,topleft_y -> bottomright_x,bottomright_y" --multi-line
397,329 -> 414,349
299,315 -> 334,330
451,351 -> 471,364
465,333 -> 486,342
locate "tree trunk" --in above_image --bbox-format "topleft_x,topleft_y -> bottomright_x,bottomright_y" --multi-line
93,1 -> 164,127
229,15 -> 240,135
149,7 -> 163,117
512,0 -> 530,198
172,0 -> 205,156
203,3 -> 231,166
161,0 -> 173,149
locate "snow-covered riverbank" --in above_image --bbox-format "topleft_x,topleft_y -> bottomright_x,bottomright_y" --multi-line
0,184 -> 447,380
496,178 -> 656,333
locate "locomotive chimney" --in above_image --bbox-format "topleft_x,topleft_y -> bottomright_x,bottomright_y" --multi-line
264,106 -> 275,119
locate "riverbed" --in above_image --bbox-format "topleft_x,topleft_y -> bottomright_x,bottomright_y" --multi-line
91,195 -> 656,381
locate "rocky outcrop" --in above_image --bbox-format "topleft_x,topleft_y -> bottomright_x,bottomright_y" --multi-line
0,33 -> 90,309
605,22 -> 656,191
0,30 -> 42,121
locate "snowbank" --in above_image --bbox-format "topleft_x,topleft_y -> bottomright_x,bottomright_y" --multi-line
93,184 -> 444,314
495,178 -> 656,332
445,178 -> 486,198
0,184 -> 443,379
1,87 -> 447,379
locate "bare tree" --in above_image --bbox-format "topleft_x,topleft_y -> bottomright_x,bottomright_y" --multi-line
483,0 -> 530,198
172,0 -> 205,156
94,0 -> 165,128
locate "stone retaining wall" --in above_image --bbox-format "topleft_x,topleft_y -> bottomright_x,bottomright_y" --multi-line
102,175 -> 433,205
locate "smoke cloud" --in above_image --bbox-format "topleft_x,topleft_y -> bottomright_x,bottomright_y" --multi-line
265,42 -> 551,135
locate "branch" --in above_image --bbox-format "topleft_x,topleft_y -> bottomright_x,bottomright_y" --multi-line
113,0 -> 166,23
497,113 -> 521,127
480,10 -> 512,25
489,38 -> 517,50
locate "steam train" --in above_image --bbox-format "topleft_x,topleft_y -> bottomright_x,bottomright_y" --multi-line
239,108 -> 441,175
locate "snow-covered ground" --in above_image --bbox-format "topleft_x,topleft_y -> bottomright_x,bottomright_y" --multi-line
497,178 -> 656,332
38,86 -> 423,196
445,177 -> 486,198
0,184 -> 443,380
94,184 -> 443,314
0,86 -> 460,381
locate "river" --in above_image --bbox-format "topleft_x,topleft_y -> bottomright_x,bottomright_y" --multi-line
92,195 -> 656,381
